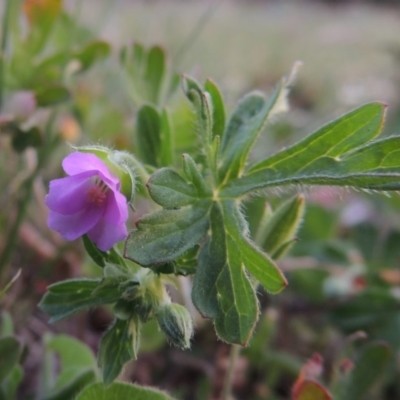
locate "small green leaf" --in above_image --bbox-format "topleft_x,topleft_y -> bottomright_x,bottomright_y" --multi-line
259,195 -> 305,255
204,78 -> 225,139
136,104 -> 161,167
159,109 -> 174,166
182,153 -> 211,196
336,342 -> 391,400
74,41 -> 111,72
148,168 -> 199,209
0,337 -> 20,383
35,85 -> 70,107
124,203 -> 210,266
182,75 -> 213,145
98,319 -> 136,385
76,382 -> 177,400
39,279 -> 121,322
144,46 -> 166,104
222,103 -> 390,197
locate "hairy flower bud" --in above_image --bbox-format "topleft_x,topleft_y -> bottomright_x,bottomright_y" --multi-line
155,303 -> 193,349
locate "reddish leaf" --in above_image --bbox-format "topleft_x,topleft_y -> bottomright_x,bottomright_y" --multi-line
293,380 -> 332,400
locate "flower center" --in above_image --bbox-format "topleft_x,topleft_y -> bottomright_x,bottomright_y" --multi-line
87,179 -> 109,206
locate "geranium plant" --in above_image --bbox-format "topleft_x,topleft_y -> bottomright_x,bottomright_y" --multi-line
39,58 -> 399,398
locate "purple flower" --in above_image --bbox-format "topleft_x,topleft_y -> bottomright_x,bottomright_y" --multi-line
45,152 -> 129,251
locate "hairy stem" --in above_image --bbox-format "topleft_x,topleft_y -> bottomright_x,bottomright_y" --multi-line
221,344 -> 241,400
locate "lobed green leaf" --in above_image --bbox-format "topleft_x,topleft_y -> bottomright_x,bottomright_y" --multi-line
221,103 -> 395,197
192,202 -> 259,345
124,203 -> 210,266
39,279 -> 121,322
219,64 -> 299,183
148,168 -> 199,209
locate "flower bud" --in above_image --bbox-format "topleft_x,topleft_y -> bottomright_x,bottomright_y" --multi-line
155,303 -> 193,349
75,145 -> 136,203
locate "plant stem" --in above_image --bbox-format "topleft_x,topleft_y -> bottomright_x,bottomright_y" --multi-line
221,344 -> 241,400
0,0 -> 12,111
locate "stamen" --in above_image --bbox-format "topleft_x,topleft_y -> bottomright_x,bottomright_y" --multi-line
87,178 -> 109,206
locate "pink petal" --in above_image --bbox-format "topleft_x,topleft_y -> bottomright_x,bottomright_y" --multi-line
87,219 -> 128,251
47,205 -> 103,241
103,189 -> 128,224
45,172 -> 95,215
62,152 -> 119,188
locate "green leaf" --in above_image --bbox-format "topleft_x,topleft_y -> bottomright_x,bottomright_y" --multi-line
0,337 -> 20,382
336,342 -> 391,400
0,364 -> 23,400
258,195 -> 305,255
148,168 -> 199,208
294,380 -> 332,400
98,319 -> 137,385
124,203 -> 210,266
222,103 -> 391,197
76,382 -> 176,400
82,235 -> 108,267
204,78 -> 225,139
144,46 -> 166,104
74,41 -> 111,72
0,312 -> 14,337
43,370 -> 96,400
159,109 -> 174,166
182,153 -> 211,196
39,279 -> 121,322
182,75 -> 213,145
136,104 -> 161,166
192,202 -> 259,345
35,85 -> 70,107
219,64 -> 299,183
45,335 -> 97,390
222,201 -> 287,294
